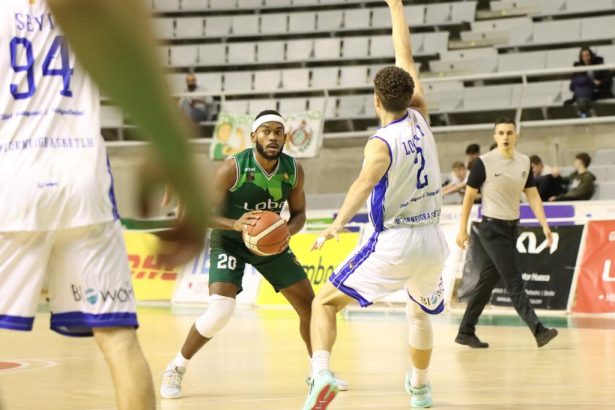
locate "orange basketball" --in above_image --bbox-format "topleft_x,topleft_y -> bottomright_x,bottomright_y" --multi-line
242,211 -> 290,256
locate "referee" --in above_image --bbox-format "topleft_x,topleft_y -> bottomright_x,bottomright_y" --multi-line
455,118 -> 559,348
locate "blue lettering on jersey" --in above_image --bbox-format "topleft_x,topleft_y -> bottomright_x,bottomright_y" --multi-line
14,13 -> 55,32
402,124 -> 426,155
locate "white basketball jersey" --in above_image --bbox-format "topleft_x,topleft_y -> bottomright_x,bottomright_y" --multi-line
0,0 -> 117,231
368,109 -> 442,231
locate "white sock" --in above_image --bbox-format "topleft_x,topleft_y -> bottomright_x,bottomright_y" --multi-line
411,367 -> 428,388
311,350 -> 331,377
172,352 -> 190,369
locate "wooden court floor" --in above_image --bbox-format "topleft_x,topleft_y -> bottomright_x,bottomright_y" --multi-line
1,306 -> 615,410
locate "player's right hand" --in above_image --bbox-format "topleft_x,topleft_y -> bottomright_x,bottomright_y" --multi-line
233,210 -> 263,232
456,230 -> 469,249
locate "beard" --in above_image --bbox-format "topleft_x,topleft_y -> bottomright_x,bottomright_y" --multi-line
255,141 -> 284,160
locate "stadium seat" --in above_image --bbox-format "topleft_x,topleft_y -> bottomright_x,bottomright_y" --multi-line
170,45 -> 198,67
423,32 -> 449,54
532,19 -> 581,45
153,0 -> 180,12
237,0 -> 264,9
260,13 -> 288,34
566,0 -> 612,13
311,67 -> 340,89
440,48 -> 498,61
337,95 -> 368,118
181,0 -> 208,11
425,3 -> 451,25
594,149 -> 615,165
371,7 -> 392,29
198,43 -> 227,66
344,9 -> 371,30
595,182 -> 615,200
545,47 -> 578,69
512,80 -> 563,108
279,98 -> 308,114
227,43 -> 257,64
220,99 -> 250,115
223,71 -> 254,93
281,68 -> 311,90
308,97 -> 337,118
249,98 -> 279,114
431,57 -> 498,75
369,35 -> 395,58
167,74 -> 186,92
289,12 -> 316,33
451,2 -> 477,23
342,37 -> 370,59
424,81 -> 464,113
257,41 -> 286,63
253,70 -> 282,92
264,0 -> 292,7
205,16 -> 232,37
593,45 -> 615,64
198,73 -> 224,93
316,10 -> 344,31
158,46 -> 171,67
287,39 -> 314,61
153,18 -> 174,39
404,5 -> 426,26
506,22 -> 534,46
339,66 -> 370,87
498,51 -> 546,73
231,15 -> 260,36
581,15 -> 615,41
462,84 -> 514,111
313,38 -> 342,60
293,0 -> 320,6
363,95 -> 376,118
209,0 -> 237,10
175,17 -> 204,39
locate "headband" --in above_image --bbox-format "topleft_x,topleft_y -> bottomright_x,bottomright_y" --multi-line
251,114 -> 286,133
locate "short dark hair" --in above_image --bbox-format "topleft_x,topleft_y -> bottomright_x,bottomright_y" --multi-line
373,66 -> 415,113
575,152 -> 591,168
255,109 -> 282,120
530,155 -> 543,165
494,117 -> 516,129
452,161 -> 465,169
465,143 -> 480,155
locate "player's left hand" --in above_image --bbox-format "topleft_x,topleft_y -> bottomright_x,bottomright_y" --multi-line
312,224 -> 343,250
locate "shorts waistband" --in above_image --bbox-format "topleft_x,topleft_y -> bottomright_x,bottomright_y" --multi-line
482,216 -> 519,227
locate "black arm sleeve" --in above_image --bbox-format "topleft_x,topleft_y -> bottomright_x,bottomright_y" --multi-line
466,158 -> 486,189
524,165 -> 536,188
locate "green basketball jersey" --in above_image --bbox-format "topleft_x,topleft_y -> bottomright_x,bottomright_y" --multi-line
214,148 -> 298,241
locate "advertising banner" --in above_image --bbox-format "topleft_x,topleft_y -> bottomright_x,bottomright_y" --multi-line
255,232 -> 361,306
572,220 -> 615,313
459,224 -> 583,310
124,231 -> 180,301
210,111 -> 324,160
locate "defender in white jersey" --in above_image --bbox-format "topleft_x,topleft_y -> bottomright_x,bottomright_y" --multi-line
303,1 -> 447,409
0,1 -> 154,409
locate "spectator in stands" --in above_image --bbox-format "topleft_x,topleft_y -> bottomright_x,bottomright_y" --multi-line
179,73 -> 216,123
466,143 -> 480,168
549,152 -> 596,201
530,155 -> 562,201
569,47 -> 613,118
442,161 -> 468,201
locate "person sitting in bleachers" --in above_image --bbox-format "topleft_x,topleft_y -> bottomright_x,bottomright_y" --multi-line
530,155 -> 562,201
442,161 -> 468,202
549,152 -> 596,201
179,73 -> 216,123
569,47 -> 613,118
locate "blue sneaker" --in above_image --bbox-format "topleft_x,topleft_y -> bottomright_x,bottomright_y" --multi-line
160,364 -> 186,399
302,370 -> 338,410
405,372 -> 432,408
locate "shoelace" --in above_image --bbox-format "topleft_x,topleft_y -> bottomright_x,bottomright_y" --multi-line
163,367 -> 184,386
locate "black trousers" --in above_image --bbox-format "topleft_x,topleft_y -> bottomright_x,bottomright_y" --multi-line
458,218 -> 544,336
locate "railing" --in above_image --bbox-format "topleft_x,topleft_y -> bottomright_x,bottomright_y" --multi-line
104,63 -> 615,144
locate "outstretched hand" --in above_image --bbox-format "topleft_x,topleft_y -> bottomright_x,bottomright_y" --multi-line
312,224 -> 344,251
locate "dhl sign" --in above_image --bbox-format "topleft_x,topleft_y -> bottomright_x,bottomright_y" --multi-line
123,231 -> 180,301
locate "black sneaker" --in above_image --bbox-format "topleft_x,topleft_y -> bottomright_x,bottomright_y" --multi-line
455,333 -> 489,348
535,328 -> 558,348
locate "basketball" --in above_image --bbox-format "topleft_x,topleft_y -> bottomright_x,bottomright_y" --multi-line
242,211 -> 290,256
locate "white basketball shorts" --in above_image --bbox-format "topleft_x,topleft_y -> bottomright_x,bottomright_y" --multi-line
0,221 -> 137,336
330,225 -> 449,313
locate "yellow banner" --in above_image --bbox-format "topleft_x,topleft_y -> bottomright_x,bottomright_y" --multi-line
124,231 -> 180,301
256,232 -> 360,306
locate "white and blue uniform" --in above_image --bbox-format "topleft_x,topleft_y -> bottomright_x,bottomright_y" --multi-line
0,0 -> 136,335
330,109 -> 449,312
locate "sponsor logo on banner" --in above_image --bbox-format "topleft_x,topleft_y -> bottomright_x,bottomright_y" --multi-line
573,221 -> 615,313
123,231 -> 180,301
459,224 -> 583,310
255,232 -> 360,306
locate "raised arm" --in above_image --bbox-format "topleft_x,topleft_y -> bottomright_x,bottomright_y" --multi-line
48,0 -> 208,233
386,0 -> 428,118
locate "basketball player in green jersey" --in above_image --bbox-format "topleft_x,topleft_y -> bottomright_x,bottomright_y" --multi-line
161,110 -> 347,399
